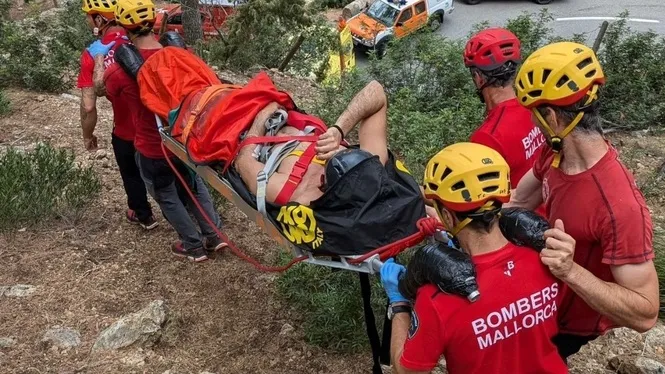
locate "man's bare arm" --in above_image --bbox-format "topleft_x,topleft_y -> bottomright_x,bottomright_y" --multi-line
93,55 -> 107,97
563,261 -> 659,332
390,313 -> 430,374
505,169 -> 543,210
80,87 -> 98,150
332,80 -> 389,164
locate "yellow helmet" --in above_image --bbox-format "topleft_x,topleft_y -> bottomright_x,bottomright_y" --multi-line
514,42 -> 606,168
114,0 -> 156,30
423,142 -> 510,213
82,0 -> 117,18
515,41 -> 605,108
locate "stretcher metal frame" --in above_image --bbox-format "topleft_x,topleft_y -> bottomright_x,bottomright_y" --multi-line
157,116 -> 383,274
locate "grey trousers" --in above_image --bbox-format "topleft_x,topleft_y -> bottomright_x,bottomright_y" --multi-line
136,152 -> 222,250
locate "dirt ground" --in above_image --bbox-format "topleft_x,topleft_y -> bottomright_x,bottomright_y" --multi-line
0,73 -> 664,373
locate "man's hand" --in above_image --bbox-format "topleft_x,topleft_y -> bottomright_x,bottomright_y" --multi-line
315,127 -> 343,160
380,258 -> 409,304
86,40 -> 116,58
540,219 -> 576,280
83,135 -> 98,151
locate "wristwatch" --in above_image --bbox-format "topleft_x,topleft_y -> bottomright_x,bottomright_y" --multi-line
387,303 -> 412,320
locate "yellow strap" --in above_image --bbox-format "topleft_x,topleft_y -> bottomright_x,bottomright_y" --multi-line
288,150 -> 326,165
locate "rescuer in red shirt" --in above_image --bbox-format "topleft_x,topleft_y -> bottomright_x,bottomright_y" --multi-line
380,142 -> 568,374
463,28 -> 546,216
78,0 -> 157,229
509,41 -> 659,360
104,0 -> 227,262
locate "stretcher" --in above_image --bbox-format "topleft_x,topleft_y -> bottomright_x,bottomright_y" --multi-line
157,115 -> 415,274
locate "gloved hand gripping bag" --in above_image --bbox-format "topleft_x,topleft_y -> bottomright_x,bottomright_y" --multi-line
115,43 -> 145,81
398,242 -> 480,303
499,207 -> 550,252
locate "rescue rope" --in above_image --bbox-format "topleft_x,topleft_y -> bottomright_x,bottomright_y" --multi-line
160,142 -> 441,272
162,142 -> 309,272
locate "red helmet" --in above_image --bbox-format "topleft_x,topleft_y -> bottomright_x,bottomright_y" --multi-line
464,28 -> 521,71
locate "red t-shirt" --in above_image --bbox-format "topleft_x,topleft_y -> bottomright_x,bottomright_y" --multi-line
470,98 -> 546,216
77,27 -> 134,141
533,143 -> 654,336
400,243 -> 567,374
76,27 -> 128,89
104,48 -> 170,159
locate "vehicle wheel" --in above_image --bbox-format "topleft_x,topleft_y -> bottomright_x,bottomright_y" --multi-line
533,0 -> 551,4
374,41 -> 389,59
428,13 -> 443,32
465,0 -> 481,4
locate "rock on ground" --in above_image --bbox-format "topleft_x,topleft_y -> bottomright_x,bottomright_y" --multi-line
92,300 -> 168,351
608,355 -> 665,374
2,284 -> 36,297
0,337 -> 17,348
41,326 -> 81,349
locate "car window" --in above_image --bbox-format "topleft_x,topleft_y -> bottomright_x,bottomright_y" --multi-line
397,7 -> 412,23
414,1 -> 426,14
168,14 -> 182,25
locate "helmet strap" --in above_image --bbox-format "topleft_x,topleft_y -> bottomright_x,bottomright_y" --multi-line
532,85 -> 600,168
449,201 -> 499,237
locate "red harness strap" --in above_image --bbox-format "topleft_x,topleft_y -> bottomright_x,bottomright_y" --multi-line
274,142 -> 318,205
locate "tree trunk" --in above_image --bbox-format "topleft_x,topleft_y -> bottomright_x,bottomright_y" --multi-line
181,0 -> 204,44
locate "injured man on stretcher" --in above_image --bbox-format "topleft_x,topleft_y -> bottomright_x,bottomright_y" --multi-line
235,80 -> 390,206
114,39 -> 426,256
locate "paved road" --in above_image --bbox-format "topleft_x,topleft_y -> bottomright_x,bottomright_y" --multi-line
354,0 -> 664,64
441,0 -> 664,40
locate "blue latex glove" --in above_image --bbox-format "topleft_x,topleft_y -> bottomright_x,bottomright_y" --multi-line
380,258 -> 408,304
86,39 -> 116,58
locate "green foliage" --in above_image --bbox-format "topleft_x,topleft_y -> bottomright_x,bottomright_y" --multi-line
201,0 -> 337,79
0,143 -> 101,231
0,90 -> 10,116
0,0 -> 10,21
276,254 -> 386,351
0,0 -> 93,92
313,0 -> 354,10
598,12 -> 665,131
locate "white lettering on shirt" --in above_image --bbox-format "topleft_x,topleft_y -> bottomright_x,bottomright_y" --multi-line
472,282 -> 558,350
521,127 -> 546,160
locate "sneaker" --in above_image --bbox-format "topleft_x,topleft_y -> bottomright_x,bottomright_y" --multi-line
203,235 -> 228,252
139,215 -> 159,230
127,209 -> 159,230
171,241 -> 209,262
126,209 -> 140,224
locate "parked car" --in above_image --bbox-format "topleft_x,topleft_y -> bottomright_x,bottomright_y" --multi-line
347,0 -> 455,58
154,0 -> 241,39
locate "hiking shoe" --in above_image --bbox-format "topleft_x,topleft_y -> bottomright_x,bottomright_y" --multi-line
171,241 -> 209,262
203,235 -> 228,252
127,209 -> 159,230
126,209 -> 140,224
139,215 -> 159,230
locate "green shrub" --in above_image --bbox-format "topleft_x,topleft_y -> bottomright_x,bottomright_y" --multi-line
201,0 -> 337,78
276,255 -> 386,351
598,12 -> 665,131
0,143 -> 101,231
0,0 -> 93,92
313,0 -> 354,10
0,90 -> 10,116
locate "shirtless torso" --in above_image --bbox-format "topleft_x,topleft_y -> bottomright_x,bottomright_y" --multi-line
273,125 -> 346,205
234,80 -> 388,208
